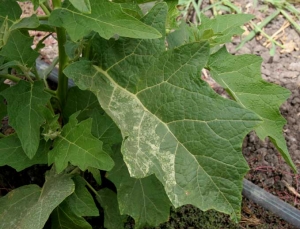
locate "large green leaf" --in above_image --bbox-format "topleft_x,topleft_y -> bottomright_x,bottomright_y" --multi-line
0,171 -> 75,229
0,134 -> 49,171
63,86 -> 103,121
51,176 -> 97,229
91,109 -> 122,146
48,112 -> 114,173
208,47 -> 296,171
96,188 -> 126,229
106,149 -> 171,228
0,81 -> 52,158
64,3 -> 261,221
48,0 -> 161,41
0,30 -> 39,68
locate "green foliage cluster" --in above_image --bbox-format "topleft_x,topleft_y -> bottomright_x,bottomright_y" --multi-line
0,0 -> 295,228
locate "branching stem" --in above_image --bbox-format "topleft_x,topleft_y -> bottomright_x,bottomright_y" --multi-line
53,0 -> 69,108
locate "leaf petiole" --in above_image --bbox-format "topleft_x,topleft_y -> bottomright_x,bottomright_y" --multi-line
0,74 -> 21,82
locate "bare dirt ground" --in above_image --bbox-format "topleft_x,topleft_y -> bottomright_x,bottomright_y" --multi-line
2,1 -> 299,228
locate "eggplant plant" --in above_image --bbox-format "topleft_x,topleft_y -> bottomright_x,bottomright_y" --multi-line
0,0 -> 295,228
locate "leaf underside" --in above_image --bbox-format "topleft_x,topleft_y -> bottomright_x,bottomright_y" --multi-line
64,3 -> 261,221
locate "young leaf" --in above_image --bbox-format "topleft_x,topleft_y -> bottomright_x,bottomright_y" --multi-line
0,134 -> 49,171
0,81 -> 52,158
96,188 -> 126,229
41,108 -> 61,141
207,47 -> 296,171
106,150 -> 171,228
69,0 -> 91,14
0,172 -> 75,229
48,112 -> 114,173
0,30 -> 39,68
64,3 -> 261,221
48,0 -> 161,41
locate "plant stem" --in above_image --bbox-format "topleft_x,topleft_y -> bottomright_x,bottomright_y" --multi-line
44,88 -> 57,96
38,15 -> 49,20
53,0 -> 69,108
0,74 -> 21,82
56,28 -> 69,108
84,178 -> 99,196
69,167 -> 81,175
40,3 -> 51,16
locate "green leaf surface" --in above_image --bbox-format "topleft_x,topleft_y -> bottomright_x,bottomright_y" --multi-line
0,30 -> 39,68
63,86 -> 103,121
48,112 -> 114,173
0,79 -> 8,120
0,172 -> 75,229
198,14 -> 253,45
48,0 -> 161,41
65,176 -> 99,216
41,107 -> 61,141
208,47 -> 296,171
0,16 -> 9,48
51,202 -> 92,229
50,176 -> 96,229
1,81 -> 51,158
69,0 -> 91,14
0,134 -> 49,171
107,150 -> 171,228
88,167 -> 102,185
91,109 -> 122,146
64,41 -> 82,60
117,2 -> 143,19
167,14 -> 253,49
0,0 -> 40,45
96,188 -> 126,229
10,14 -> 39,31
64,3 -> 261,221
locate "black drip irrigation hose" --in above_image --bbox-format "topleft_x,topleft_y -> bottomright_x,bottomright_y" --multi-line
36,58 -> 75,87
243,179 -> 300,228
36,60 -> 300,228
